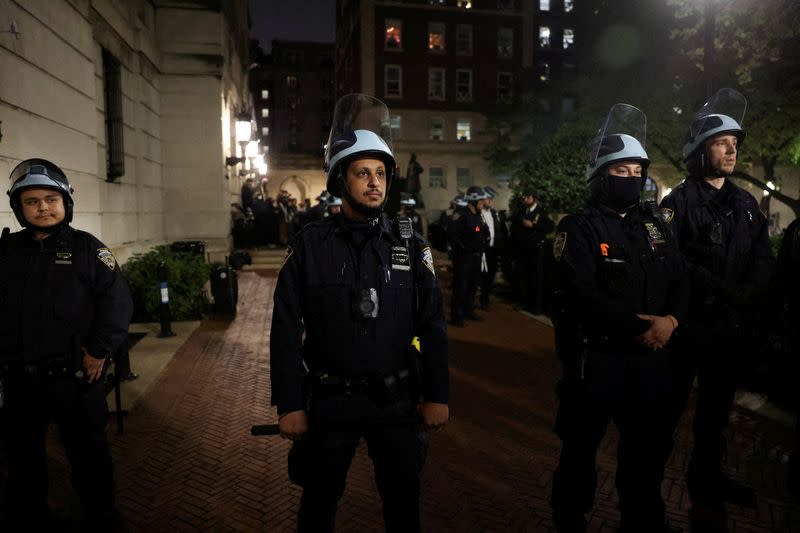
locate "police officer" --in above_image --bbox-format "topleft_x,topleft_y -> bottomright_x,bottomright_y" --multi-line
777,217 -> 800,497
550,105 -> 689,533
399,192 -> 423,235
447,186 -> 489,327
660,88 -> 773,510
325,195 -> 342,217
479,186 -> 508,310
0,159 -> 133,531
270,94 -> 449,533
511,188 -> 554,313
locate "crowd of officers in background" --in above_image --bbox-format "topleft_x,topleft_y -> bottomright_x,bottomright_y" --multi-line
233,177 -> 556,323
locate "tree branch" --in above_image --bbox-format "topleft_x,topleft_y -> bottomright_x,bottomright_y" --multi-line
651,140 -> 684,174
731,170 -> 800,215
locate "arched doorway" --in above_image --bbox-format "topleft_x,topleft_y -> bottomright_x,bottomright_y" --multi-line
279,175 -> 308,204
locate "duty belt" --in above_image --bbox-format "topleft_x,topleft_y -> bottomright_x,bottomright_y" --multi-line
311,368 -> 412,400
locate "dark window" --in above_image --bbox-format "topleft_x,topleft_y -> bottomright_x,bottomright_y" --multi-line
102,49 -> 124,181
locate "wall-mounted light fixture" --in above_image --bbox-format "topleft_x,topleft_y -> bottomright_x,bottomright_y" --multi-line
226,113 -> 253,167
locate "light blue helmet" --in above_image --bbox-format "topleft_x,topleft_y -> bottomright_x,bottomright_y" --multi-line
585,103 -> 649,182
324,94 -> 396,196
327,195 -> 342,207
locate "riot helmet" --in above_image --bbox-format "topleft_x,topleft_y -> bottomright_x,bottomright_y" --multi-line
483,186 -> 497,199
454,195 -> 468,208
7,158 -> 75,228
324,94 -> 396,197
400,192 -> 416,207
465,186 -> 489,203
586,104 -> 650,212
683,88 -> 746,177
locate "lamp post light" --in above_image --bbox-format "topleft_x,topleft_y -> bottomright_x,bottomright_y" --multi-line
226,114 -> 253,167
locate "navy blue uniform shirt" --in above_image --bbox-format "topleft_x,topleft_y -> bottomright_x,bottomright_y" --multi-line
0,225 -> 133,363
270,214 -> 449,414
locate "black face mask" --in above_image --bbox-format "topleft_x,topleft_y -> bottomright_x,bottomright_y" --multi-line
604,175 -> 644,212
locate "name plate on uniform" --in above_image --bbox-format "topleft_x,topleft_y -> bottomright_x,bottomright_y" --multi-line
391,246 -> 411,271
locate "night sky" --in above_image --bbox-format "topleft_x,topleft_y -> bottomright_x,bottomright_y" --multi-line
249,0 -> 336,53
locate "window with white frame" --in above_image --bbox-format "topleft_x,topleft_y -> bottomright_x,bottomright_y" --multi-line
385,65 -> 402,97
563,28 -> 574,49
539,26 -> 551,48
390,115 -> 401,138
456,24 -> 473,55
540,0 -> 550,10
261,89 -> 269,100
456,118 -> 471,142
428,22 -> 446,52
456,70 -> 473,102
564,0 -> 574,12
261,108 -> 269,118
429,117 -> 445,141
262,127 -> 269,137
429,166 -> 446,188
428,68 -> 445,100
496,175 -> 510,188
497,72 -> 513,103
498,27 -> 513,57
457,167 -> 472,188
385,18 -> 402,50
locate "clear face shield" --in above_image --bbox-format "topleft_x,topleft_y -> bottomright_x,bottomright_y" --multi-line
688,88 -> 747,140
586,104 -> 647,181
324,94 -> 393,173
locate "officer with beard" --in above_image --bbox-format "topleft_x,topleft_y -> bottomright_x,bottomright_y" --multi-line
0,159 -> 133,531
270,94 -> 449,533
550,105 -> 688,533
660,88 -> 773,511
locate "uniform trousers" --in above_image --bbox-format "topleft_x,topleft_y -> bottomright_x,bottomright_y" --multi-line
451,252 -> 481,322
552,349 -> 673,530
1,366 -> 115,529
293,392 -> 425,533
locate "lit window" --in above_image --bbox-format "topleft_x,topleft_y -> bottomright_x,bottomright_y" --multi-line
429,117 -> 445,141
498,28 -> 513,57
564,0 -> 574,12
496,175 -> 511,188
261,89 -> 269,100
456,70 -> 473,102
457,0 -> 472,8
262,127 -> 269,136
385,65 -> 402,97
457,167 -> 472,188
643,177 -> 658,203
287,75 -> 297,89
456,24 -> 473,55
429,166 -> 446,188
497,72 -> 513,103
428,68 -> 445,100
261,108 -> 269,118
385,18 -> 402,50
428,22 -> 445,52
390,115 -> 401,138
563,28 -> 574,49
539,26 -> 551,48
456,119 -> 471,142
540,0 -> 550,10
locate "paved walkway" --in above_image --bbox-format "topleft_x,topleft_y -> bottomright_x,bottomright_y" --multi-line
38,270 -> 800,531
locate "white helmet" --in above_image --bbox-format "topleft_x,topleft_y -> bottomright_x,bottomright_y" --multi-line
585,103 -> 649,181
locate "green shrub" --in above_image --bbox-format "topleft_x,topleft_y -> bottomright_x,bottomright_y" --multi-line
122,245 -> 212,322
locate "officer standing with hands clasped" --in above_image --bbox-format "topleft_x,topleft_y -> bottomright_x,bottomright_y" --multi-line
270,94 -> 449,533
660,88 -> 773,513
550,105 -> 688,533
0,159 -> 133,531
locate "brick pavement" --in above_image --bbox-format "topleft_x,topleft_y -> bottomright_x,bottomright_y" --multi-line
35,269 -> 800,532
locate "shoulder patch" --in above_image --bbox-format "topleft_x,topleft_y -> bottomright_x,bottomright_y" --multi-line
553,232 -> 567,260
280,245 -> 293,271
96,248 -> 116,271
421,246 -> 436,277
